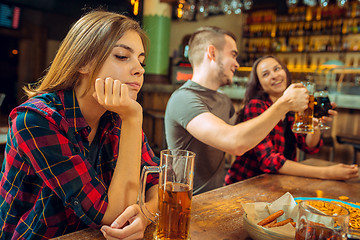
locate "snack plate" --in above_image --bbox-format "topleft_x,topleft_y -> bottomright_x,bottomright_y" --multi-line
295,197 -> 360,240
243,214 -> 293,240
294,197 -> 360,209
243,197 -> 360,240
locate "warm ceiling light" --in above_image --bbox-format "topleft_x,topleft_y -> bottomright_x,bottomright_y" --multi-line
131,0 -> 139,16
177,0 -> 252,21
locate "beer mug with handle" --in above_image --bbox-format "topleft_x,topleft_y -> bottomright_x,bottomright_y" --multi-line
139,149 -> 195,240
292,81 -> 316,134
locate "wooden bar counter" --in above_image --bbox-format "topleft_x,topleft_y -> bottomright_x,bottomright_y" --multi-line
53,159 -> 360,240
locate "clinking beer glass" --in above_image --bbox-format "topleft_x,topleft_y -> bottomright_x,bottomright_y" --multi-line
292,81 -> 316,134
139,149 -> 195,240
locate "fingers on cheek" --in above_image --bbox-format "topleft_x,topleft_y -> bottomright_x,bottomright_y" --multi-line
118,84 -> 129,100
95,79 -> 103,93
95,79 -> 105,104
105,78 -> 114,96
113,80 -> 121,97
103,79 -> 114,105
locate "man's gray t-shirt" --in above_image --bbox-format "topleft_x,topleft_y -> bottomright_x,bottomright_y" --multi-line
164,80 -> 235,194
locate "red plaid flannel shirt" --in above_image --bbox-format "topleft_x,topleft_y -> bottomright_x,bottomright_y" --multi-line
225,96 -> 322,184
0,90 -> 159,239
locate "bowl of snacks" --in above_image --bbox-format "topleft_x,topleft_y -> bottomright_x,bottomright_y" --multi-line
242,192 -> 297,240
242,193 -> 360,240
243,211 -> 294,240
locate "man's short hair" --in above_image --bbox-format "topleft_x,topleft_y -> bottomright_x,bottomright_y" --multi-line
188,26 -> 236,67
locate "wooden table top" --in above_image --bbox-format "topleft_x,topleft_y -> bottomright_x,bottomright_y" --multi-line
52,158 -> 360,240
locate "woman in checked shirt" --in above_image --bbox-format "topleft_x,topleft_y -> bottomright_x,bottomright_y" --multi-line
225,55 -> 358,185
0,10 -> 159,240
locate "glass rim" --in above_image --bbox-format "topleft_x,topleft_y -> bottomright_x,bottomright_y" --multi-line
160,149 -> 196,157
299,200 -> 350,218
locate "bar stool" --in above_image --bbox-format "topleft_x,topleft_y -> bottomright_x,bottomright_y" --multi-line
336,134 -> 360,164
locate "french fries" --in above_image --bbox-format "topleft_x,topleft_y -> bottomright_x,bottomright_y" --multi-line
257,210 -> 295,228
257,210 -> 284,226
263,219 -> 277,228
268,218 -> 293,228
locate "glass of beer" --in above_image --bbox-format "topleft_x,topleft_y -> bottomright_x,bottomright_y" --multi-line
139,149 -> 195,240
292,81 -> 316,134
296,200 -> 349,240
314,90 -> 332,130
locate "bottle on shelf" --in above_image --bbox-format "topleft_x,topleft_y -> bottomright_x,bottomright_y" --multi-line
242,3 -> 360,67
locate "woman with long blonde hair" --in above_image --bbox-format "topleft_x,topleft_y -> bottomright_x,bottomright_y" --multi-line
0,10 -> 159,239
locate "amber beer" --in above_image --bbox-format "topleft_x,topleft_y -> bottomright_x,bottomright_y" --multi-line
139,150 -> 195,240
293,95 -> 315,134
156,182 -> 192,240
293,81 -> 316,134
295,224 -> 343,240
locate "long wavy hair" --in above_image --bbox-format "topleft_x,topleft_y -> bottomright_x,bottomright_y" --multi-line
24,10 -> 148,98
237,55 -> 292,122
